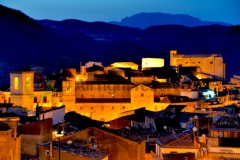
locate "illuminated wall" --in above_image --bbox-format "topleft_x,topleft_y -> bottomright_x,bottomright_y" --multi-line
131,84 -> 154,110
21,119 -> 53,156
75,83 -> 132,99
0,118 -> 21,160
142,58 -> 164,70
170,50 -> 225,80
10,72 -> 34,110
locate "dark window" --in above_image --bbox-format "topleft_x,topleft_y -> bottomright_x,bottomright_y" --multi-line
43,96 -> 47,103
34,97 -> 37,103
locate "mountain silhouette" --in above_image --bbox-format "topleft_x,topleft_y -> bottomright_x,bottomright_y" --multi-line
0,5 -> 240,84
110,12 -> 232,29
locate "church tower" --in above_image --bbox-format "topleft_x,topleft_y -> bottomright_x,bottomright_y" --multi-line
10,71 -> 34,111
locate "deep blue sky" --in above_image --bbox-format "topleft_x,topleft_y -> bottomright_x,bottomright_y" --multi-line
1,0 -> 240,24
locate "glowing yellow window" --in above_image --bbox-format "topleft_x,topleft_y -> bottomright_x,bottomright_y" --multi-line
14,77 -> 19,90
26,77 -> 31,91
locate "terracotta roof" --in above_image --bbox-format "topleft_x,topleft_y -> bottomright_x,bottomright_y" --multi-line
155,132 -> 197,148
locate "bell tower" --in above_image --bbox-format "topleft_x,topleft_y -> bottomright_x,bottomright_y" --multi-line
10,71 -> 34,110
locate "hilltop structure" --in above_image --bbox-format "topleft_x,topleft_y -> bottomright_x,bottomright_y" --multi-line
170,50 -> 226,80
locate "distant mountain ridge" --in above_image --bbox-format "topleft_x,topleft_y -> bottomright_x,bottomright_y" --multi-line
110,12 -> 232,29
0,5 -> 240,83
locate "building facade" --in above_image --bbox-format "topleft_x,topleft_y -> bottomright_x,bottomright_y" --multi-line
170,50 -> 226,80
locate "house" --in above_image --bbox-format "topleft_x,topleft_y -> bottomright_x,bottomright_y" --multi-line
0,115 -> 21,160
154,131 -> 199,160
206,116 -> 240,159
38,127 -> 146,160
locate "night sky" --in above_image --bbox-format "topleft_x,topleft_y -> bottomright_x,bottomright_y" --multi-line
1,0 -> 240,24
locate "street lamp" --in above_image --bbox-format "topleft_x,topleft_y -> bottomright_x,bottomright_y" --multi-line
55,122 -> 64,160
163,126 -> 167,132
194,115 -> 198,135
192,127 -> 198,146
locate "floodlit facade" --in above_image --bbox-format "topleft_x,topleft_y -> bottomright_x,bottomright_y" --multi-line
0,117 -> 21,160
170,50 -> 226,80
2,65 -> 193,122
142,58 -> 164,70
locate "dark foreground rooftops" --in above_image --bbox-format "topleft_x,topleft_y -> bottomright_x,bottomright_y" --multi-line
40,140 -> 108,160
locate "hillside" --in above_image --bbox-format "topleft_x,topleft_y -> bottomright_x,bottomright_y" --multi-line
0,5 -> 240,81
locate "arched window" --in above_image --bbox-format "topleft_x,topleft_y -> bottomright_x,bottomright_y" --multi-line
14,77 -> 19,90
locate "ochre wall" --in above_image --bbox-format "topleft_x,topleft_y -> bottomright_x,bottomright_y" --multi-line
93,128 -> 145,160
0,130 -> 21,160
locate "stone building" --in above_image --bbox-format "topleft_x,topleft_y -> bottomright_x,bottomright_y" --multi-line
0,116 -> 21,160
20,118 -> 53,156
38,127 -> 145,160
170,50 -> 226,80
1,65 -> 195,122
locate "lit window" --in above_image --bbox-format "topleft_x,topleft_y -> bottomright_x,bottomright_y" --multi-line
14,77 -> 19,90
26,77 -> 31,91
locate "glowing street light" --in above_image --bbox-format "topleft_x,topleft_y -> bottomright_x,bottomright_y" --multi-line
55,122 -> 64,160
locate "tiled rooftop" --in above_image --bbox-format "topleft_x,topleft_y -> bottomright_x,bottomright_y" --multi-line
214,116 -> 240,128
104,127 -> 147,142
155,131 -> 197,148
41,140 -> 108,160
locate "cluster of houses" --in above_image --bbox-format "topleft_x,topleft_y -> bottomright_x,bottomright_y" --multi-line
1,50 -> 240,159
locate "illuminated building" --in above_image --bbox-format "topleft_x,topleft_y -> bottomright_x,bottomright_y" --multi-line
1,63 -> 193,122
170,50 -> 226,80
0,116 -> 21,160
154,132 -> 199,159
141,58 -> 164,70
205,116 -> 240,159
20,118 -> 53,156
38,127 -> 145,160
230,74 -> 240,85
